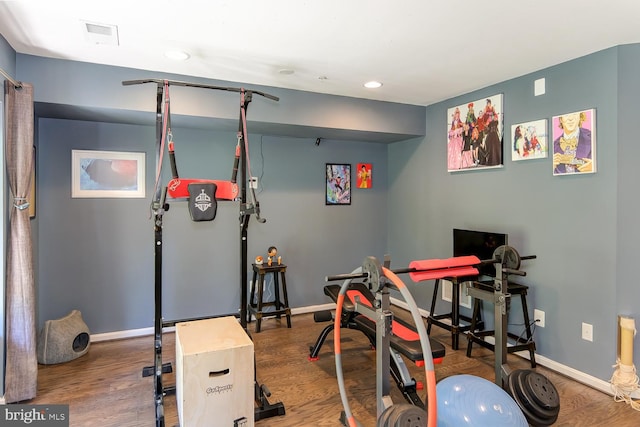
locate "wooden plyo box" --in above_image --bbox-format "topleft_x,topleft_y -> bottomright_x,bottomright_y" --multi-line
176,317 -> 254,427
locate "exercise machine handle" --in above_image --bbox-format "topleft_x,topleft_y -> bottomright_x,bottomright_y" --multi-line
326,272 -> 368,282
480,254 -> 536,265
504,268 -> 526,276
168,141 -> 179,179
231,145 -> 240,183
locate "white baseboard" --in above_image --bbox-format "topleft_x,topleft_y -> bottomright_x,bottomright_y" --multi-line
89,303 -> 336,343
292,303 -> 335,316
474,335 -> 638,399
388,297 -> 638,400
91,327 -> 160,342
90,300 -> 637,400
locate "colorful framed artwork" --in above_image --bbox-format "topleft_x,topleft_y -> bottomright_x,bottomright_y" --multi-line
326,163 -> 351,205
356,163 -> 372,189
447,94 -> 504,172
552,109 -> 596,176
72,149 -> 146,198
447,94 -> 503,172
511,119 -> 548,161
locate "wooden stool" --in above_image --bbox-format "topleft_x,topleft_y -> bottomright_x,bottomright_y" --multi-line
427,277 -> 483,350
248,263 -> 292,333
466,280 -> 536,368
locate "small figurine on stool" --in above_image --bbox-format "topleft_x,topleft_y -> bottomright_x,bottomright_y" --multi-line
267,246 -> 281,266
255,255 -> 264,265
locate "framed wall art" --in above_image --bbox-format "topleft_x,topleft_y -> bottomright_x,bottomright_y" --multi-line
447,94 -> 503,172
356,163 -> 372,189
511,119 -> 548,161
552,109 -> 596,176
326,163 -> 351,205
72,149 -> 146,198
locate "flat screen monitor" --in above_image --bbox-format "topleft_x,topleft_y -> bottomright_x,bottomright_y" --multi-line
453,228 -> 507,277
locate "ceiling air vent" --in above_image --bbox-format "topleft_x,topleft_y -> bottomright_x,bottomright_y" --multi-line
82,20 -> 119,46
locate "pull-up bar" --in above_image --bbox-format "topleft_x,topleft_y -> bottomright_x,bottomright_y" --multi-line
122,78 -> 280,101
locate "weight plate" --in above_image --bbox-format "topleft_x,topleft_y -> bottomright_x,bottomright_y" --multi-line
493,245 -> 521,270
525,371 -> 560,410
377,405 -> 395,427
363,256 -> 383,292
388,404 -> 426,427
516,370 -> 559,419
509,370 -> 550,426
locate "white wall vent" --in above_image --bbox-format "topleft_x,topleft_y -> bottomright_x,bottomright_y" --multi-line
82,20 -> 119,46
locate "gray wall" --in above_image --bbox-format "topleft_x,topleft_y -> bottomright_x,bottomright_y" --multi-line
37,119 -> 388,333
18,54 -> 426,144
0,34 -> 14,72
616,44 -> 640,328
388,46 -> 631,382
20,54 -> 410,334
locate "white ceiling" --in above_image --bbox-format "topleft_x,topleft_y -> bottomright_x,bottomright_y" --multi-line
1,0 -> 639,106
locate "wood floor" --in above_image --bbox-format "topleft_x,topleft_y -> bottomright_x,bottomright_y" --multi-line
27,312 -> 640,426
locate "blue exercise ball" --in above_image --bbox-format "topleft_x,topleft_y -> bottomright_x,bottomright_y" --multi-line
436,374 -> 528,427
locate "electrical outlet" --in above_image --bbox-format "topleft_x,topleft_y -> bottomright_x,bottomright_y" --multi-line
582,322 -> 593,342
250,177 -> 258,189
441,280 -> 471,308
534,309 -> 545,328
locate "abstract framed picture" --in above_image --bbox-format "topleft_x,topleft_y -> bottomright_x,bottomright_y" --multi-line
552,109 -> 596,176
447,94 -> 503,172
72,150 -> 146,198
511,119 -> 548,161
326,163 -> 351,205
356,163 -> 372,189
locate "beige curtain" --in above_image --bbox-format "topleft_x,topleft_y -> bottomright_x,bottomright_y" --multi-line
4,80 -> 37,402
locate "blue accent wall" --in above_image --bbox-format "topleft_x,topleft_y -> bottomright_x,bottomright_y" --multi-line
616,44 -> 640,344
388,45 -> 635,381
36,119 -> 388,333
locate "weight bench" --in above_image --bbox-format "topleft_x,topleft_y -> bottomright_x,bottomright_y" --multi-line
309,282 -> 445,407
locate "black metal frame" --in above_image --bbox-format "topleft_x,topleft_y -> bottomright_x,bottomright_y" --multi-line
122,78 -> 283,427
465,250 -> 536,387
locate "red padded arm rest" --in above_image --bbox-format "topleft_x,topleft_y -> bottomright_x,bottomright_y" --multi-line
167,178 -> 238,200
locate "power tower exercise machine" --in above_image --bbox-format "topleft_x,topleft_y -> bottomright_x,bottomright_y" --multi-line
465,246 -> 560,426
122,78 -> 284,427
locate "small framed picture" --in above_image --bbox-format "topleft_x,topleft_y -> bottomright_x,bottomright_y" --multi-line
72,149 -> 146,198
552,109 -> 596,176
356,163 -> 372,189
511,119 -> 548,161
326,163 -> 351,205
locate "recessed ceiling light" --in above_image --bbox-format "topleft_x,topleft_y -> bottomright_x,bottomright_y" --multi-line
164,50 -> 190,61
278,68 -> 295,75
364,81 -> 383,89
